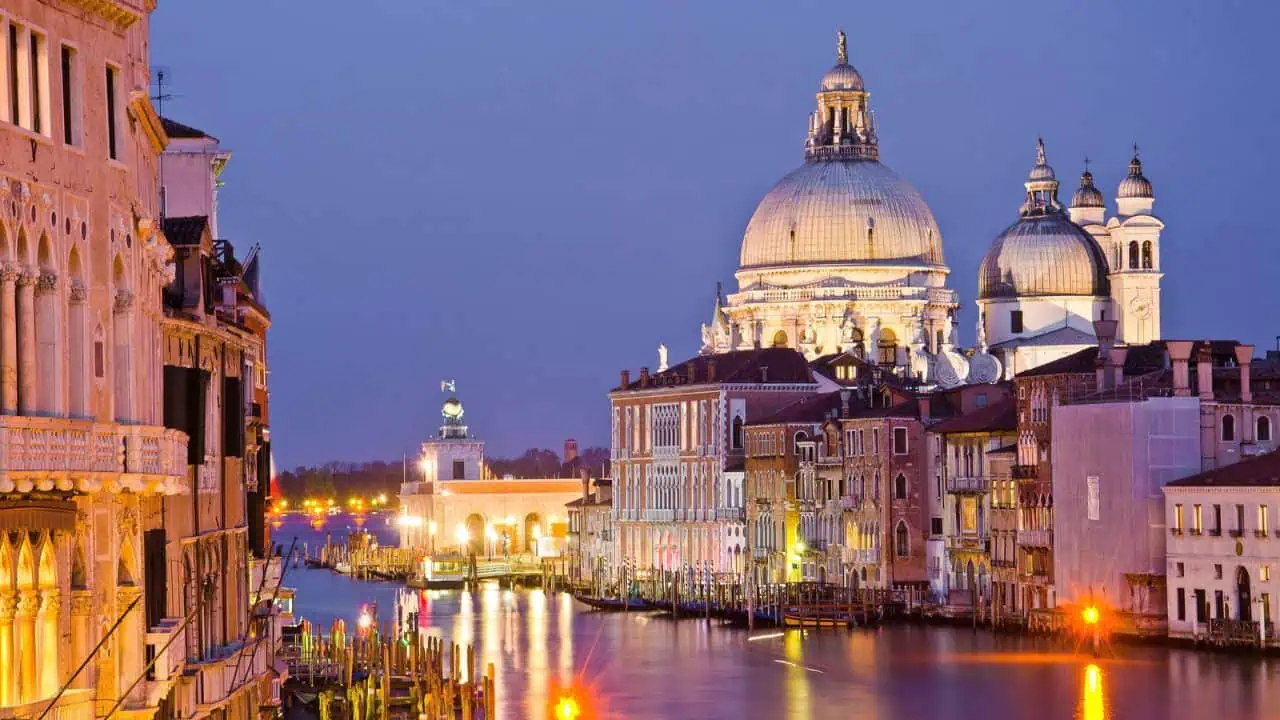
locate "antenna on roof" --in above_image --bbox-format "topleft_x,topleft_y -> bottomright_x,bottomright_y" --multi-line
152,68 -> 181,221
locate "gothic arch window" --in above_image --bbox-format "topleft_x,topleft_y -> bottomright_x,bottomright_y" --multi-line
731,415 -> 744,450
1141,241 -> 1153,269
1128,241 -> 1140,269
1258,416 -> 1272,443
1222,414 -> 1236,442
894,473 -> 907,500
895,522 -> 909,558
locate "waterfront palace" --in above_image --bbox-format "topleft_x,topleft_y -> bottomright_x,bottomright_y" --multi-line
0,1 -> 283,718
590,33 -> 1279,646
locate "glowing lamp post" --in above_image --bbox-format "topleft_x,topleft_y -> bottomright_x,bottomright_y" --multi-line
485,525 -> 498,558
456,525 -> 471,554
554,695 -> 581,720
1082,604 -> 1101,656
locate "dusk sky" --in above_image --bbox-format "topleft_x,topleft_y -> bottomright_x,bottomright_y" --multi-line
151,1 -> 1277,470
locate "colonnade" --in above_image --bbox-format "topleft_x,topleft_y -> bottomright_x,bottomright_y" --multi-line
0,530 -> 65,706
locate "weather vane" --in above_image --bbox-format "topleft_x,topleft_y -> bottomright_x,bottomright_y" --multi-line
441,380 -> 456,393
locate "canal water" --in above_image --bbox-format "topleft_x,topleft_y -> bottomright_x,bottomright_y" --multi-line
274,513 -> 1278,719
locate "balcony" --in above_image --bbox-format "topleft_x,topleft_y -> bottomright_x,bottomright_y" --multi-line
946,535 -> 989,553
145,618 -> 187,683
753,546 -> 772,561
400,480 -> 432,496
945,475 -> 990,494
0,416 -> 189,494
838,496 -> 858,511
1017,529 -> 1053,547
715,507 -> 745,522
1012,465 -> 1038,480
0,689 -> 95,720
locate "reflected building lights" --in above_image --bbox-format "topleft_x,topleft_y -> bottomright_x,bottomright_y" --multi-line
1082,663 -> 1106,720
783,629 -> 812,719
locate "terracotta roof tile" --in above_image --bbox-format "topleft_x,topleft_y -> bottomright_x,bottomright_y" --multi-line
928,399 -> 1017,434
616,348 -> 812,391
1166,451 -> 1280,488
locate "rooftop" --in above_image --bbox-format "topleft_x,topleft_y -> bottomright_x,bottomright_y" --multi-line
927,399 -> 1017,434
1166,451 -> 1280,488
163,215 -> 209,247
616,348 -> 812,391
161,117 -> 213,140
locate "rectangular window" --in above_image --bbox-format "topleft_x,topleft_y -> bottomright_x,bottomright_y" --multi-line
7,25 -> 18,124
1236,504 -> 1246,536
1176,588 -> 1186,621
1261,565 -> 1271,583
1176,561 -> 1185,577
1086,475 -> 1100,521
930,517 -> 943,535
1214,563 -> 1223,580
1174,503 -> 1184,531
93,341 -> 105,378
105,64 -> 119,159
451,459 -> 465,480
1193,504 -> 1203,533
1260,505 -> 1270,535
1010,310 -> 1024,334
1214,590 -> 1224,619
29,28 -> 45,134
1212,504 -> 1222,535
60,44 -> 75,143
872,429 -> 880,455
892,427 -> 908,455
1194,589 -> 1207,623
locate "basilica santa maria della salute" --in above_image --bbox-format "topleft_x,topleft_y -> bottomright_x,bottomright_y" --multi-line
700,32 -> 1162,384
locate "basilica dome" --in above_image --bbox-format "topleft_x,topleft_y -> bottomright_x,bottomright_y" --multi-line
739,160 -> 945,269
978,141 -> 1109,300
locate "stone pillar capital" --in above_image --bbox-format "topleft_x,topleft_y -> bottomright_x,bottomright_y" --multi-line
37,589 -> 59,616
68,590 -> 93,616
15,589 -> 40,617
35,271 -> 57,296
0,593 -> 17,621
0,264 -> 18,284
15,268 -> 37,288
69,280 -> 88,304
114,288 -> 134,313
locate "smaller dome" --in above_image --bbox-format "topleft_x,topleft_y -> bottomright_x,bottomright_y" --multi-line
1071,168 -> 1105,209
442,396 -> 464,420
1027,138 -> 1056,182
1118,150 -> 1153,199
979,215 -> 1110,300
820,63 -> 865,92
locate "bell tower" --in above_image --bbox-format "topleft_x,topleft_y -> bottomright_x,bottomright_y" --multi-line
1106,146 -> 1164,345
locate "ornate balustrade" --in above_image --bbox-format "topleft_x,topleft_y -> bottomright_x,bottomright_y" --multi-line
0,688 -> 95,720
0,416 -> 188,494
1017,529 -> 1053,548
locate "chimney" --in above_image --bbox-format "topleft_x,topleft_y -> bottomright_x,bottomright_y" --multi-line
707,359 -> 717,383
1196,344 -> 1214,400
919,394 -> 931,423
620,369 -> 630,388
839,389 -> 851,418
688,363 -> 697,384
639,367 -> 650,387
1166,341 -> 1194,397
1095,355 -> 1109,392
1093,319 -> 1118,359
1110,346 -> 1129,389
580,466 -> 590,503
1235,343 -> 1255,403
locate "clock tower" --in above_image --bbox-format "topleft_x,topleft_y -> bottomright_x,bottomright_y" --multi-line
1106,148 -> 1164,345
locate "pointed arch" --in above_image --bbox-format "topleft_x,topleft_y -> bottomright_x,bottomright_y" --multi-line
111,253 -> 133,422
16,534 -> 35,589
894,472 -> 907,500
16,227 -> 29,268
35,232 -> 60,414
117,539 -> 137,586
35,233 -> 53,274
67,245 -> 88,416
36,535 -> 56,589
0,221 -> 9,262
0,535 -> 12,593
70,536 -> 88,589
1128,240 -> 1139,269
895,521 -> 909,558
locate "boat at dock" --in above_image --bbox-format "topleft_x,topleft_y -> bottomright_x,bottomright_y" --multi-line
572,594 -> 655,612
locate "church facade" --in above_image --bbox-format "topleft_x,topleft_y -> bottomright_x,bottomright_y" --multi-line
701,33 -> 1163,385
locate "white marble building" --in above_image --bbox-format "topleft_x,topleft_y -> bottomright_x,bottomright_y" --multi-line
1164,451 -> 1279,645
979,141 -> 1163,377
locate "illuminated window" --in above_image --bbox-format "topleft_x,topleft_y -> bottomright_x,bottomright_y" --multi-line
1260,505 -> 1270,535
1262,566 -> 1272,583
1173,503 -> 1184,532
1193,504 -> 1203,533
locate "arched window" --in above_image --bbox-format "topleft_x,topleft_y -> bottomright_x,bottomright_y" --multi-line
793,431 -> 807,454
895,522 -> 909,558
731,415 -> 744,450
1222,414 -> 1236,442
1141,241 -> 1153,269
895,473 -> 907,500
873,472 -> 881,498
877,328 -> 898,367
1128,241 -> 1140,269
1259,416 -> 1272,443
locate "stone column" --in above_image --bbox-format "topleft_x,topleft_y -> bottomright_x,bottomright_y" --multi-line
16,269 -> 36,416
37,589 -> 60,697
0,592 -> 16,706
69,591 -> 93,690
0,265 -> 17,414
15,589 -> 39,703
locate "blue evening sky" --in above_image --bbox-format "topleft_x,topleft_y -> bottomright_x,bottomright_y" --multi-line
151,1 -> 1278,469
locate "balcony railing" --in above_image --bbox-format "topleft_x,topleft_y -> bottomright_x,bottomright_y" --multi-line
1012,464 -> 1038,479
946,535 -> 989,552
752,546 -> 771,560
145,618 -> 187,682
1017,529 -> 1053,547
715,507 -> 746,522
945,475 -> 990,494
0,688 -> 95,720
0,416 -> 188,494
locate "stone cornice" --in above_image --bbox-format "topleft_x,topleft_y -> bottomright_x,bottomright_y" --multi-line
62,0 -> 144,30
128,91 -> 169,154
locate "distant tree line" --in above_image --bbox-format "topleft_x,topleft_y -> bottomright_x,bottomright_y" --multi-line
276,447 -> 610,504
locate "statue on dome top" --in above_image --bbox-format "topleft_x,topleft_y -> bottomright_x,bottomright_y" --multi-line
837,29 -> 848,64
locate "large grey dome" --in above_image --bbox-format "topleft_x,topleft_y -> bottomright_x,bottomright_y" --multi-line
739,159 -> 945,269
979,215 -> 1110,299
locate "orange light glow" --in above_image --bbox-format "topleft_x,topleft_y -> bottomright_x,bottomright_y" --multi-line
554,696 -> 581,720
1081,606 -> 1100,626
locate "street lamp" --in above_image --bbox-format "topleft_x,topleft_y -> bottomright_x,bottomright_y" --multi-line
456,524 -> 470,553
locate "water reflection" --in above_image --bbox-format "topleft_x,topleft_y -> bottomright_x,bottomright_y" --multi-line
277,515 -> 1277,720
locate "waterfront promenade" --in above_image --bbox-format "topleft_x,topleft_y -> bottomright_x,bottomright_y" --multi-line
278,514 -> 1279,719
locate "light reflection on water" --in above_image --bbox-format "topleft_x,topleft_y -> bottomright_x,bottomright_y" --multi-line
278,515 -> 1278,720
